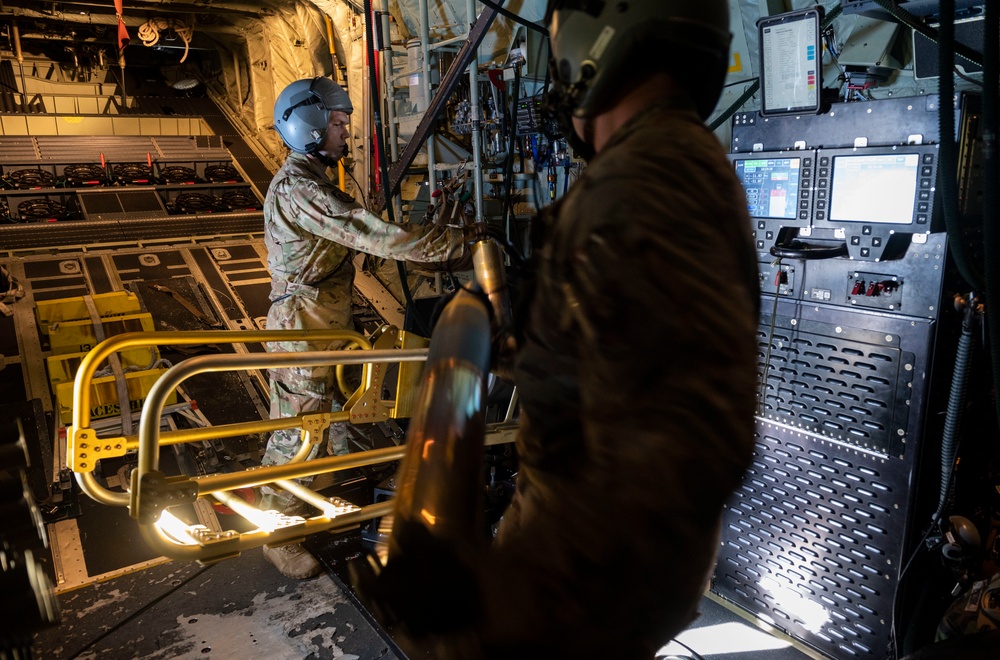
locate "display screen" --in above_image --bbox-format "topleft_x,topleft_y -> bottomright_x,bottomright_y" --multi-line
829,154 -> 920,224
734,158 -> 802,220
759,8 -> 822,115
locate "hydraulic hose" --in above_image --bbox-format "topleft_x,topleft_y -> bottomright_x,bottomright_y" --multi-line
935,295 -> 978,520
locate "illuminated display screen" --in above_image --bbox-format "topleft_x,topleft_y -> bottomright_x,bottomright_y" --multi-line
759,8 -> 822,115
829,154 -> 920,224
734,158 -> 802,220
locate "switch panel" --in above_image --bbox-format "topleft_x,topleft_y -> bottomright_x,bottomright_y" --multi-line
759,261 -> 797,296
847,270 -> 903,310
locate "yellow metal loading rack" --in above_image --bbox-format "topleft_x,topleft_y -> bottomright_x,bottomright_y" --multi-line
64,326 -> 517,564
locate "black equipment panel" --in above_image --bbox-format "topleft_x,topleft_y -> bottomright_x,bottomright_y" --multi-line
718,94 -> 973,659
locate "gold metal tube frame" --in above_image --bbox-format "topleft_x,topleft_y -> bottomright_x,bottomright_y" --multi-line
69,330 -> 373,506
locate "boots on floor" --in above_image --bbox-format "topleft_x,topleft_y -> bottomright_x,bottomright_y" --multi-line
262,543 -> 322,579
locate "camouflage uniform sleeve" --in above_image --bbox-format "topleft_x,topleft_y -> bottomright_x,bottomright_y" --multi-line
289,177 -> 466,264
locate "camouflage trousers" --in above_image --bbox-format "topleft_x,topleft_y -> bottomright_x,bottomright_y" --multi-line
260,284 -> 353,512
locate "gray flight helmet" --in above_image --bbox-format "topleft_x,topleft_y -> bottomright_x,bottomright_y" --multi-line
545,0 -> 732,120
273,77 -> 354,154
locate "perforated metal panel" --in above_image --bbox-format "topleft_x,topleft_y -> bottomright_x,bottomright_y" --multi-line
758,318 -> 914,456
716,421 -> 910,658
713,299 -> 936,659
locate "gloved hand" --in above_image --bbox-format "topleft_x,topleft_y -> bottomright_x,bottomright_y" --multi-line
463,222 -> 506,244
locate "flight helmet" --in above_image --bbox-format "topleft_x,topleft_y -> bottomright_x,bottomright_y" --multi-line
544,0 -> 732,128
273,77 -> 353,154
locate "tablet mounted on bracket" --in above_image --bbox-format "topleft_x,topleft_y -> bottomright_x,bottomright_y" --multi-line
758,7 -> 825,117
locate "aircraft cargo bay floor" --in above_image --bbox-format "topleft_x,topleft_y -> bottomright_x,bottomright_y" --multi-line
31,525 -> 819,660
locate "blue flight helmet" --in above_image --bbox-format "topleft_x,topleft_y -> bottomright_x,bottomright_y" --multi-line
273,77 -> 354,154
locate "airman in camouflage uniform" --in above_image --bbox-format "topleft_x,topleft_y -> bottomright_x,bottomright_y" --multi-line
263,152 -> 468,512
376,1 -> 760,656
261,77 -> 490,579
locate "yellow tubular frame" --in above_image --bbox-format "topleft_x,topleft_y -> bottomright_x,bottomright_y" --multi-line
65,328 -> 518,563
69,329 -> 373,506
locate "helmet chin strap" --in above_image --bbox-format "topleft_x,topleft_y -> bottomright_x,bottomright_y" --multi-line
311,145 -> 349,169
312,152 -> 342,169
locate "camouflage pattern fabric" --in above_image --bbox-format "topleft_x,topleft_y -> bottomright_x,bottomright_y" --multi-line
261,152 -> 467,512
405,104 -> 761,658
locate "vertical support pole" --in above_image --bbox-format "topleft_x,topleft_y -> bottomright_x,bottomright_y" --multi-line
419,0 -> 437,194
380,0 -> 404,220
119,51 -> 127,112
466,0 -> 484,223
